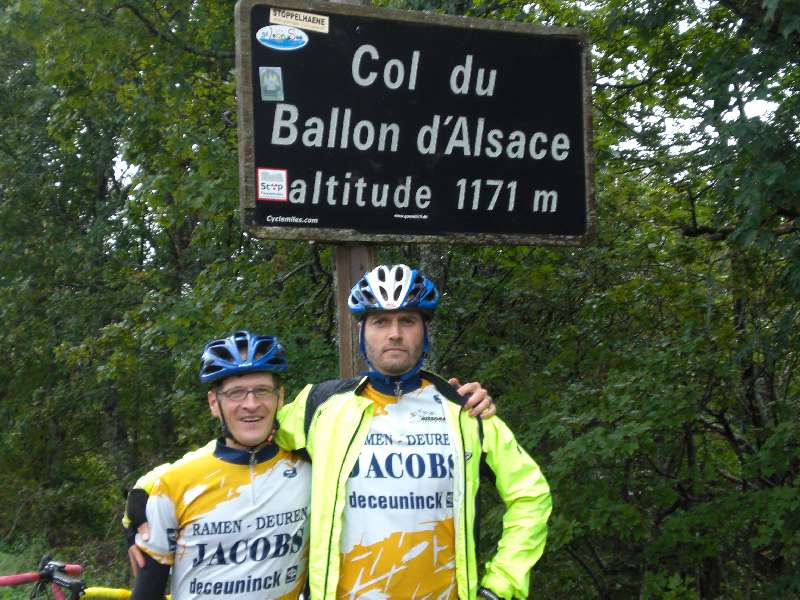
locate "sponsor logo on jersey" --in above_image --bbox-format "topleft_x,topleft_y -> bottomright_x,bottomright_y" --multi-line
167,528 -> 178,552
409,409 -> 445,423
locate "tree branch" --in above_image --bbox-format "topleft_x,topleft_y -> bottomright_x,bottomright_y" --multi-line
104,3 -> 234,60
566,544 -> 605,596
679,224 -> 733,241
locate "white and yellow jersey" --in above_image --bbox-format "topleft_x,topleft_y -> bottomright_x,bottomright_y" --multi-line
137,440 -> 310,600
338,382 -> 457,599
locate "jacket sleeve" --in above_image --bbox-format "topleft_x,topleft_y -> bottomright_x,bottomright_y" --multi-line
480,417 -> 552,599
275,384 -> 314,455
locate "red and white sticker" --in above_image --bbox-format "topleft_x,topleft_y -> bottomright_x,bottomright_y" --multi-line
257,168 -> 288,201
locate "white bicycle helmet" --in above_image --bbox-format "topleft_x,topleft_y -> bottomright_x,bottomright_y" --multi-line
348,264 -> 440,317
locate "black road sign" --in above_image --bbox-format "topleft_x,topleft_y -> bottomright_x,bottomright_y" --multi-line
236,0 -> 594,245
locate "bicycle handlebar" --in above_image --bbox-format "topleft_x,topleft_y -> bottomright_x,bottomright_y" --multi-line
0,556 -> 148,600
0,558 -> 83,587
0,571 -> 41,586
0,555 -> 84,600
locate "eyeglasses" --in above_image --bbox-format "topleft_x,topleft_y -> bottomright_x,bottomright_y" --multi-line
216,386 -> 278,403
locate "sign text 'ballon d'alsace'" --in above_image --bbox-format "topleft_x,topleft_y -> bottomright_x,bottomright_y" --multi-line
235,0 -> 595,245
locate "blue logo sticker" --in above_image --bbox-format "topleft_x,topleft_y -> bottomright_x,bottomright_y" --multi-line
283,466 -> 298,478
256,25 -> 309,51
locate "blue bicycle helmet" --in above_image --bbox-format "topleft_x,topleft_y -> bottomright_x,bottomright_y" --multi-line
348,264 -> 440,318
199,330 -> 288,385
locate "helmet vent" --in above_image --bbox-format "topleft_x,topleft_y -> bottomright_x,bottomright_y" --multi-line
209,346 -> 235,362
254,338 -> 274,356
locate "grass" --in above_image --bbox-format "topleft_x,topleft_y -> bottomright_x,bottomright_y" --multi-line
0,538 -> 132,600
0,539 -> 50,600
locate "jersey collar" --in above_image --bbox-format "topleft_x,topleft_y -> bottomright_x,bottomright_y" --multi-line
213,438 -> 279,465
365,371 -> 422,396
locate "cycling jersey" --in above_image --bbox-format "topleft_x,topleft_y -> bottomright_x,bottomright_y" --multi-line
137,439 -> 311,600
338,382 -> 457,598
275,371 -> 552,600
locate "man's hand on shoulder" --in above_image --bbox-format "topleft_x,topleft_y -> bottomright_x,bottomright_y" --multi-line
449,378 -> 496,419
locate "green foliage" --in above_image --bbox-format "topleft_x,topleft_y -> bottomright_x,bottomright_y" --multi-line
0,541 -> 50,600
1,0 -> 799,598
0,0 -> 336,558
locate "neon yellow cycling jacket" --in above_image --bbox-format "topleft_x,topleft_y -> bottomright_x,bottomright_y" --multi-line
275,371 -> 552,600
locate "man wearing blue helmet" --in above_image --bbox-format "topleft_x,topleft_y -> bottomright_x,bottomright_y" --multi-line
274,264 -> 552,600
128,331 -> 311,600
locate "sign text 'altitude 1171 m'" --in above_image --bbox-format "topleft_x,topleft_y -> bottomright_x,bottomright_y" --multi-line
236,0 -> 595,245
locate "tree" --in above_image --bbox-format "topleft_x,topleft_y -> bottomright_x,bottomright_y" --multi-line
380,0 -> 800,596
1,0 -> 798,597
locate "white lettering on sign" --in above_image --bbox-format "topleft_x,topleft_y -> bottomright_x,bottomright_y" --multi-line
455,179 -> 518,211
286,170 -> 432,210
416,115 -> 571,161
533,189 -> 559,212
263,44 -> 574,167
271,103 -> 400,152
351,44 -> 420,91
449,55 -> 496,97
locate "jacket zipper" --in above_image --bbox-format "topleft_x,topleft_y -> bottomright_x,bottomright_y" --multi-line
458,415 -> 471,599
249,449 -> 256,504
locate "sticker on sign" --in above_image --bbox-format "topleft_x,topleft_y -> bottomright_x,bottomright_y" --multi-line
270,7 -> 329,33
257,168 -> 288,201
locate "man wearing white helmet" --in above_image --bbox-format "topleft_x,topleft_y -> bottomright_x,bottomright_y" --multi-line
275,264 -> 551,600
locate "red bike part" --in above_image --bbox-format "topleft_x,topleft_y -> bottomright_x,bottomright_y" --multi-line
0,572 -> 39,586
0,564 -> 82,587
